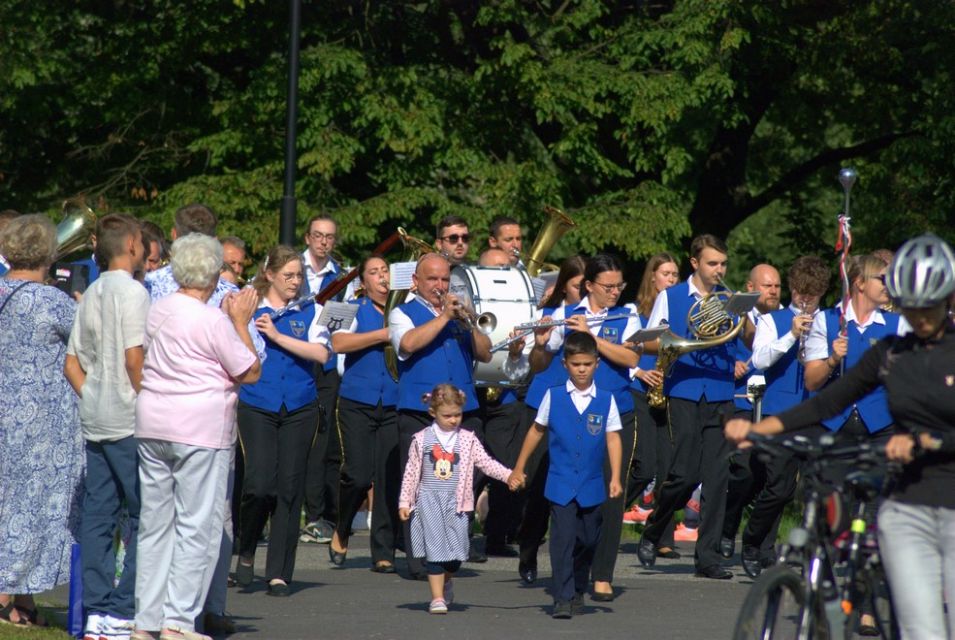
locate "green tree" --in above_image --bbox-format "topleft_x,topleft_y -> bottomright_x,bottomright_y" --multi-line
2,1 -> 953,267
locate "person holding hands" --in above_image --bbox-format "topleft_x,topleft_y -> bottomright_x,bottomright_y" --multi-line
511,331 -> 623,619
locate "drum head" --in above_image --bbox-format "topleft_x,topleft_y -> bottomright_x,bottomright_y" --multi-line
450,265 -> 538,386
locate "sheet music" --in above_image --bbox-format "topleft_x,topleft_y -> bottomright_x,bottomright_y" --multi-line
724,291 -> 760,316
624,325 -> 669,344
530,277 -> 549,305
317,301 -> 359,332
390,261 -> 416,290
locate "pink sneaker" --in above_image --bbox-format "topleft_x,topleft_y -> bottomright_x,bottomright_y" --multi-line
623,505 -> 653,524
674,523 -> 698,542
429,598 -> 448,614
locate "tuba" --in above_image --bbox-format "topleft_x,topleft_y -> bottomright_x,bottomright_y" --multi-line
383,228 -> 437,381
54,197 -> 97,262
522,206 -> 576,277
646,287 -> 746,409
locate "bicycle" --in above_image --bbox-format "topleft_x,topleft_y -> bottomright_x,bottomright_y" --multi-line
732,432 -> 899,640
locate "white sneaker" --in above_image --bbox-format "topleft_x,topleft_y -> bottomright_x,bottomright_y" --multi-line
101,615 -> 135,640
84,613 -> 104,640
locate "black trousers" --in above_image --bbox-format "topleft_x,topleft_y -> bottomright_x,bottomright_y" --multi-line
335,397 -> 400,564
480,396 -> 524,547
591,409 -> 634,584
642,397 -> 733,571
515,404 -> 550,570
304,366 -> 341,524
237,400 -> 318,582
550,500 -> 601,603
628,390 -> 676,548
398,409 -> 483,575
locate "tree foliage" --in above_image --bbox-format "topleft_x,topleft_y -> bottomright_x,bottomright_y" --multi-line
2,0 -> 953,271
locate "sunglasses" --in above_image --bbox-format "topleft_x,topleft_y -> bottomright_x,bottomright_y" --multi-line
440,233 -> 470,244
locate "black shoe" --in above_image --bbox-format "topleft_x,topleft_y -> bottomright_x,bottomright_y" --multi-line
657,547 -> 681,559
328,544 -> 347,567
720,536 -> 735,559
467,540 -> 487,563
857,623 -> 880,637
695,565 -> 733,580
741,547 -> 762,579
518,562 -> 537,585
571,593 -> 584,616
637,537 -> 657,569
590,590 -> 614,602
551,600 -> 573,619
235,559 -> 254,587
266,581 -> 290,597
485,543 -> 519,557
371,561 -> 396,574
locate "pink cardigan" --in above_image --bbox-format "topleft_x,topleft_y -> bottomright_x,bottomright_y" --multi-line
399,427 -> 512,514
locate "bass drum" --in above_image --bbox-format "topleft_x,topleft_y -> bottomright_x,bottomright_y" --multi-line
450,265 -> 538,386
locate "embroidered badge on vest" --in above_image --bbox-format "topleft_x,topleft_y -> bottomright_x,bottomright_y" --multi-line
869,337 -> 878,347
600,326 -> 618,341
430,444 -> 459,480
586,413 -> 604,436
289,320 -> 306,337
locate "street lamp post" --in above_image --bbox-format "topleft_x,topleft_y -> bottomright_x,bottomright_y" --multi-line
279,0 -> 302,245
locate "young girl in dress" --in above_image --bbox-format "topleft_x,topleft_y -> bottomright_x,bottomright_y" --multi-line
398,383 -> 522,614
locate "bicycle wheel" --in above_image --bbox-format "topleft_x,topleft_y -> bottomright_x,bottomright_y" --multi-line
734,565 -> 810,640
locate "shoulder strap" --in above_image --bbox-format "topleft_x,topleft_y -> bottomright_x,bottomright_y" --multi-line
0,281 -> 34,319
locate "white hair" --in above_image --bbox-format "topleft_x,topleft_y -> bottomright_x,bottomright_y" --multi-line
170,233 -> 223,289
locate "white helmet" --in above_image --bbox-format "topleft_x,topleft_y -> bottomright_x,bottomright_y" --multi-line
885,234 -> 955,309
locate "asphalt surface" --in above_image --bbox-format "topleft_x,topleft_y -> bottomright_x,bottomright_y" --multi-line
46,531 -> 754,639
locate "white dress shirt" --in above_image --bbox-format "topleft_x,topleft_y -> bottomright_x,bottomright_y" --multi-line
534,380 -> 622,431
803,302 -> 911,362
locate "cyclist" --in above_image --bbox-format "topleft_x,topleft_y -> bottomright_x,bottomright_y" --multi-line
725,234 -> 955,640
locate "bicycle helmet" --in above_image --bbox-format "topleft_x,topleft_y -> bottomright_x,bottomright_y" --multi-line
885,234 -> 955,309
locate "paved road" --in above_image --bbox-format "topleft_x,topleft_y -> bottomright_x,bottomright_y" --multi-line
46,532 -> 755,639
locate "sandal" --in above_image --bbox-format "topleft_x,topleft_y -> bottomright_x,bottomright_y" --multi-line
15,605 -> 48,627
0,600 -> 28,626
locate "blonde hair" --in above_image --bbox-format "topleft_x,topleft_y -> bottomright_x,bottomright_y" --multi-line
251,245 -> 303,298
0,214 -> 57,269
849,254 -> 888,294
422,383 -> 466,410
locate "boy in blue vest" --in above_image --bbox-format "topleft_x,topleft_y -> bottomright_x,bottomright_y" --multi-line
511,331 -> 623,619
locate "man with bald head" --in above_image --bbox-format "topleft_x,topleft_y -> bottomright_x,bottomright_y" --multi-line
388,253 -> 493,575
479,247 -> 512,267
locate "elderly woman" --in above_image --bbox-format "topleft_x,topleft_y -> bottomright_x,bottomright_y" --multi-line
133,233 -> 260,640
0,214 -> 84,627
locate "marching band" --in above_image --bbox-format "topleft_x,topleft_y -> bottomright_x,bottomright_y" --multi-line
2,197 -> 951,637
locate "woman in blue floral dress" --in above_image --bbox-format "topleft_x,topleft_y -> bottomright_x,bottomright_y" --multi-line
0,214 -> 84,626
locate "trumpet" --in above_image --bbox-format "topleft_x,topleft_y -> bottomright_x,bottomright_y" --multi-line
489,311 -> 642,352
795,300 -> 817,363
436,290 -> 497,335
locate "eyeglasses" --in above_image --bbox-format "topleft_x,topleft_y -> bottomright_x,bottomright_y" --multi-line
440,233 -> 470,244
592,281 -> 627,293
308,231 -> 337,242
279,272 -> 305,282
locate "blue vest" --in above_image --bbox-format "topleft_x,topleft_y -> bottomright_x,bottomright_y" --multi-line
663,281 -> 736,402
761,309 -> 809,416
240,305 -> 318,412
630,313 -> 656,394
525,307 -> 566,410
821,308 -> 900,433
544,386 -> 613,508
396,299 -> 479,412
74,256 -> 101,284
338,298 -> 398,407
